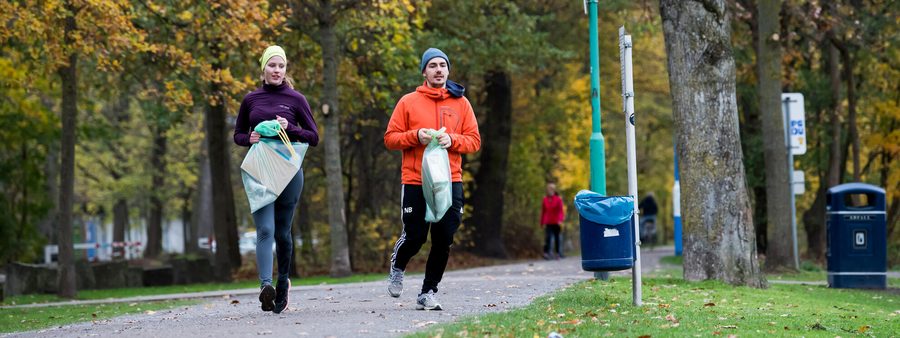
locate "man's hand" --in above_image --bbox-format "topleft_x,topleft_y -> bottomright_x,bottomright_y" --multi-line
437,133 -> 451,149
249,131 -> 261,144
418,128 -> 434,145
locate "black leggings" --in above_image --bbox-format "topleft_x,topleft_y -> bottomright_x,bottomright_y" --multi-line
390,183 -> 464,294
543,224 -> 562,255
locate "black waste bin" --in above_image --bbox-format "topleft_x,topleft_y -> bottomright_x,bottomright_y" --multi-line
574,191 -> 635,271
826,183 -> 887,289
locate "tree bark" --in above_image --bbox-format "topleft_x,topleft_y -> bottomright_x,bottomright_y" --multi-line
756,0 -> 793,272
469,71 -> 513,258
38,144 -> 59,245
315,0 -> 352,277
145,132 -> 167,258
206,81 -> 240,281
193,137 -> 214,253
660,0 -> 766,287
838,46 -> 860,181
826,39 -> 843,188
113,199 -> 128,259
181,187 -> 196,255
56,0 -> 78,298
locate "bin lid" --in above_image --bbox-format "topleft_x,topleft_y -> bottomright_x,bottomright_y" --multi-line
574,190 -> 634,225
827,183 -> 885,195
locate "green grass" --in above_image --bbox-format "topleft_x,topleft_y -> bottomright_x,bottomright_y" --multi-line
2,273 -> 384,306
412,277 -> 900,338
659,255 -> 683,266
0,299 -> 199,333
661,256 -> 900,287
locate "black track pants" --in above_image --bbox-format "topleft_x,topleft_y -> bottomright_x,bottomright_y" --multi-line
389,183 -> 464,294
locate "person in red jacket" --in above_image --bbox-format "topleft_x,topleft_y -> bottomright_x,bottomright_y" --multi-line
384,48 -> 481,310
541,183 -> 566,260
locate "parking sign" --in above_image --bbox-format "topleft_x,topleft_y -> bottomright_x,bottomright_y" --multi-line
782,93 -> 806,155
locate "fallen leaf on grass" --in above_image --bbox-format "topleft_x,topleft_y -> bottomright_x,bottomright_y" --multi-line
665,314 -> 678,324
658,303 -> 670,309
858,325 -> 870,333
704,303 -> 715,307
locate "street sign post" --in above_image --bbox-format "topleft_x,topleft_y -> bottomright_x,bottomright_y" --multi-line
782,93 -> 806,270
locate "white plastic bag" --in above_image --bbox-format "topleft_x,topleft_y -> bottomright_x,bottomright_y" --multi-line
422,128 -> 452,222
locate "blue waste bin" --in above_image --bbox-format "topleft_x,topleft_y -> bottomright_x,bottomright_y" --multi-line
575,191 -> 635,271
826,183 -> 887,289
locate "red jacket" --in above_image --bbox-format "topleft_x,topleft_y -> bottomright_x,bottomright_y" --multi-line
384,83 -> 481,184
541,194 -> 565,226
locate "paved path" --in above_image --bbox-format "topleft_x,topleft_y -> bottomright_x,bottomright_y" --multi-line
6,248 -> 672,338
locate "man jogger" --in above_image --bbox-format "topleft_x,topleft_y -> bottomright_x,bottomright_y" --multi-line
383,48 -> 481,310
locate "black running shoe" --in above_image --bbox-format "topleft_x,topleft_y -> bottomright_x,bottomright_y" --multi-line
259,284 -> 275,312
273,279 -> 291,314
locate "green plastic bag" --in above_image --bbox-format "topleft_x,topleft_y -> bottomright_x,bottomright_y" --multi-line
254,120 -> 282,137
422,127 -> 452,222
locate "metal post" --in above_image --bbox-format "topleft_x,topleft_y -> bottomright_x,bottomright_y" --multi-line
587,0 -> 606,195
586,0 -> 609,282
782,97 -> 799,270
620,26 -> 642,306
673,143 -> 683,256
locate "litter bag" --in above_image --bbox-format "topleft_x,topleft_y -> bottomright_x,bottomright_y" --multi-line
422,127 -> 452,222
240,122 -> 309,213
573,190 -> 634,225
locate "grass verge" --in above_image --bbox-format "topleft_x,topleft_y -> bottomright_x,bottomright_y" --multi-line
2,273 -> 383,306
0,299 -> 198,333
412,276 -> 899,337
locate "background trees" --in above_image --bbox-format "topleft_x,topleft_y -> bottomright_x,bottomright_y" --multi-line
0,0 -> 896,295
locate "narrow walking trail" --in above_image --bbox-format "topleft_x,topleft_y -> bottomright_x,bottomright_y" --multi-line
7,248 -> 672,338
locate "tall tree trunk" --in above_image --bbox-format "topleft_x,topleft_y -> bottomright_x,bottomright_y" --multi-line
206,80 -> 240,281
839,47 -> 860,181
296,192 -> 315,269
38,144 -> 59,245
469,71 -> 513,258
316,1 -> 352,277
57,0 -> 78,298
182,187 -> 196,255
800,36 -> 845,263
145,132 -> 167,258
736,0 -> 768,256
660,0 -> 766,287
193,137 -> 214,253
756,0 -> 793,272
113,199 -> 128,259
826,39 -> 843,187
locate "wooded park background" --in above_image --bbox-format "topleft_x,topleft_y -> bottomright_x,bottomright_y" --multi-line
0,0 -> 896,297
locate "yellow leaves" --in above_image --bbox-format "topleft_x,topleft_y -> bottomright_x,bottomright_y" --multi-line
177,10 -> 194,22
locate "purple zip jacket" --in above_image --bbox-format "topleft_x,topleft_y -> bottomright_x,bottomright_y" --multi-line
234,82 -> 319,147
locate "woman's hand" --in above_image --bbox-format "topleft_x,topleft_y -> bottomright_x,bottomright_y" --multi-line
249,131 -> 261,144
276,115 -> 289,129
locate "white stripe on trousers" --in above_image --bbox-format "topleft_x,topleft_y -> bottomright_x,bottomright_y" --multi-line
389,184 -> 406,272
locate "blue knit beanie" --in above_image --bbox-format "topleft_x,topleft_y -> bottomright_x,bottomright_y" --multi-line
419,48 -> 450,73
